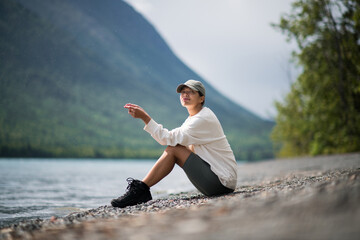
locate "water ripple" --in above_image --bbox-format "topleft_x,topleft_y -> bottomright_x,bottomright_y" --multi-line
0,159 -> 195,227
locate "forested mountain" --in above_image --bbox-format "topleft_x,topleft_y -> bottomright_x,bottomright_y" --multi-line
0,0 -> 274,160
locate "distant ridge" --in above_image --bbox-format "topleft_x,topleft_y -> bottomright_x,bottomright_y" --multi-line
0,0 -> 274,160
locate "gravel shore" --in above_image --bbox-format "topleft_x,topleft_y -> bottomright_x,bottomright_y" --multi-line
1,153 -> 359,240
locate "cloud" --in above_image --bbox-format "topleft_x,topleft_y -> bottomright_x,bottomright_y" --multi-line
125,0 -> 153,15
124,0 -> 296,119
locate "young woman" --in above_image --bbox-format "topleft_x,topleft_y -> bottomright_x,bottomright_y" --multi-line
111,80 -> 238,208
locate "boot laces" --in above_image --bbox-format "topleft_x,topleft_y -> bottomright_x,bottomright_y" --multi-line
124,177 -> 138,196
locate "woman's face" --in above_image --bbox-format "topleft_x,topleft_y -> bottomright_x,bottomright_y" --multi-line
179,86 -> 204,108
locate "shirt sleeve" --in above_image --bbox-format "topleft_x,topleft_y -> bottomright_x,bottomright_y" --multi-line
143,117 -> 225,146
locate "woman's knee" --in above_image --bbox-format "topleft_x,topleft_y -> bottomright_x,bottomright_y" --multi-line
165,145 -> 186,154
164,145 -> 175,155
165,145 -> 191,166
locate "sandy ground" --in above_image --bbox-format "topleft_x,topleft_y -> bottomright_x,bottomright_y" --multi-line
1,152 -> 359,240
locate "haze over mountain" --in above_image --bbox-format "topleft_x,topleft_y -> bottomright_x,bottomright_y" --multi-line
0,0 -> 274,160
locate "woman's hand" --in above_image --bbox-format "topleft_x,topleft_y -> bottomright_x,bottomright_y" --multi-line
124,103 -> 151,124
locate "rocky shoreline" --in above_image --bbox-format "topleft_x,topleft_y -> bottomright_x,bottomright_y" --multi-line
1,153 -> 359,240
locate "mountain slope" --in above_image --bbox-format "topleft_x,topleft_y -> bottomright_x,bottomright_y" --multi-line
0,0 -> 274,160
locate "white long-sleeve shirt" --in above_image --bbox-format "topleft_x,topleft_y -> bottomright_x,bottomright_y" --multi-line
144,107 -> 238,190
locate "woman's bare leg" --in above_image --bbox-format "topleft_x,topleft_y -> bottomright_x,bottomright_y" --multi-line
142,145 -> 192,187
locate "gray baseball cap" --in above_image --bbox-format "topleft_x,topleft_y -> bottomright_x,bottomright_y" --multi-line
176,80 -> 206,96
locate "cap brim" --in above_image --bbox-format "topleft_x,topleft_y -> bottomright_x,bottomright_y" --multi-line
176,84 -> 186,93
176,83 -> 197,93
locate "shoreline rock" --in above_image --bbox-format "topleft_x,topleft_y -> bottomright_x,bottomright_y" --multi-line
1,153 -> 360,240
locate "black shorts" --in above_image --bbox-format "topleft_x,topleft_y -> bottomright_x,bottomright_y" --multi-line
183,152 -> 234,197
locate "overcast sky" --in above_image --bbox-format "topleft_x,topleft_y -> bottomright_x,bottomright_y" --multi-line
124,0 -> 298,119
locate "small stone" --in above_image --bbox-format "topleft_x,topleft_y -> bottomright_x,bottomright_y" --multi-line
50,216 -> 57,223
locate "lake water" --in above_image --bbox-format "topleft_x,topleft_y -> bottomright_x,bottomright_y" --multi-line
0,159 -> 196,228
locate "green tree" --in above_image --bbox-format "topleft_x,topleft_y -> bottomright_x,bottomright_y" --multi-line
272,0 -> 360,157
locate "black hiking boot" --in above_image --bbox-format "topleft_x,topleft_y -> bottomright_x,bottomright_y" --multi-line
111,178 -> 152,208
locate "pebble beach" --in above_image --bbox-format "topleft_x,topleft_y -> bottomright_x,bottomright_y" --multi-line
1,153 -> 359,240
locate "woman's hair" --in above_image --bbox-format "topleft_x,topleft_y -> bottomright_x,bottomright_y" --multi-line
199,91 -> 205,106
